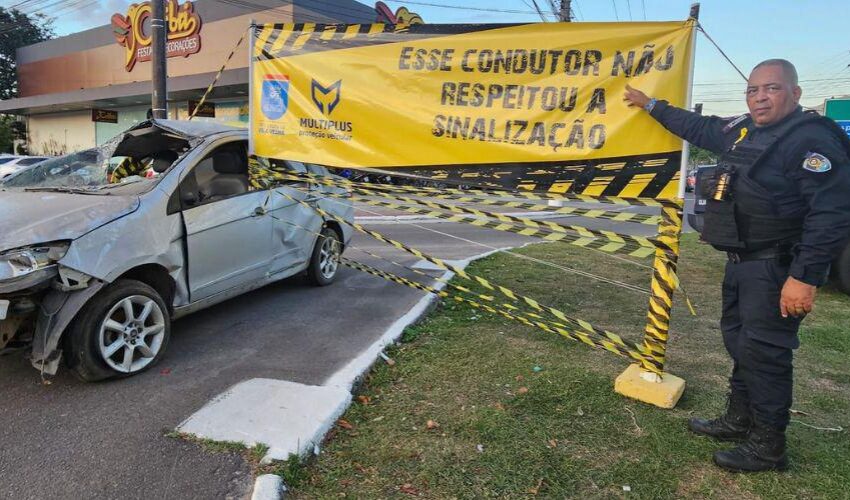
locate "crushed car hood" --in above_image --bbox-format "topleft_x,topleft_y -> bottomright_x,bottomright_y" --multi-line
0,191 -> 139,251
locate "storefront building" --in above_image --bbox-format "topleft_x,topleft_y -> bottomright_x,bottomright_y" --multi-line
0,0 -> 377,155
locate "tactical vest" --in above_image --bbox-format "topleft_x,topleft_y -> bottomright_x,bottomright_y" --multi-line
702,111 -> 850,252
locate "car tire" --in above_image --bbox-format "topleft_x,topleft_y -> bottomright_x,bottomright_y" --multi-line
834,244 -> 850,294
65,279 -> 171,382
307,226 -> 342,286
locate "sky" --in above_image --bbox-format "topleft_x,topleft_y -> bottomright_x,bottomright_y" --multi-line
8,0 -> 850,116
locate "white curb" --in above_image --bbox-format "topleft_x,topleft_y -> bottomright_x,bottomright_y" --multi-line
251,474 -> 285,500
181,243 -> 532,500
251,245 -> 516,499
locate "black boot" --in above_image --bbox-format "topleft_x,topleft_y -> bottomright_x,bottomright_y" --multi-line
713,424 -> 788,472
688,392 -> 751,441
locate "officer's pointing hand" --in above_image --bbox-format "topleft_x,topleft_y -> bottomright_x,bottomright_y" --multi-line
623,85 -> 651,108
780,277 -> 816,318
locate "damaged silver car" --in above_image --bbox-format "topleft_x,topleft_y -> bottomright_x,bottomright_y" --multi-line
0,120 -> 352,381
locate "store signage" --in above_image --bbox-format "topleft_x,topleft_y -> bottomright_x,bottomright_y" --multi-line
92,109 -> 118,123
188,100 -> 215,118
374,1 -> 424,24
111,0 -> 202,72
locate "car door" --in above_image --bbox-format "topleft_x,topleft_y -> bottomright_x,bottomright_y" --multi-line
267,160 -> 324,276
179,140 -> 273,301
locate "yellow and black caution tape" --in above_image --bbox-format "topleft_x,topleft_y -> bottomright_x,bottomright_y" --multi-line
188,30 -> 246,121
257,168 -> 657,223
348,245 -> 660,362
271,171 -> 667,253
292,184 -> 657,258
279,169 -> 665,225
640,206 -> 686,364
264,208 -> 647,353
380,187 -> 662,226
271,187 -> 663,369
111,157 -> 147,183
251,157 -> 687,373
254,169 -> 662,258
252,161 -> 681,208
254,22 -> 414,60
342,257 -> 661,373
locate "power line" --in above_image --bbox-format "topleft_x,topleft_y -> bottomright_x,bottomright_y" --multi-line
640,0 -> 646,20
625,0 -> 632,20
694,77 -> 850,87
696,23 -> 747,81
527,0 -> 550,21
611,0 -> 619,20
698,92 -> 850,103
573,0 -> 584,20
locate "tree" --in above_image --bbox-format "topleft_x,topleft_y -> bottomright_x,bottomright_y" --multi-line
0,115 -> 14,153
689,145 -> 718,167
0,7 -> 54,101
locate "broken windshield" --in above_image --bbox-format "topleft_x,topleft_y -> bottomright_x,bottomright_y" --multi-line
2,128 -> 189,193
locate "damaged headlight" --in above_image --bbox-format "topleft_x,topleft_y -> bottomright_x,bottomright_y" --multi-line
0,242 -> 70,281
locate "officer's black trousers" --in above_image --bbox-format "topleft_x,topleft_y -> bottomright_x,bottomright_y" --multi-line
720,259 -> 801,430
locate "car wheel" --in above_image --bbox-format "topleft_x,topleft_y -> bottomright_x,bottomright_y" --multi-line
834,244 -> 850,294
307,226 -> 342,286
65,279 -> 170,382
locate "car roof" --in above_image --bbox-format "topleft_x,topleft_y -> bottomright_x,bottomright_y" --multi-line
150,119 -> 246,138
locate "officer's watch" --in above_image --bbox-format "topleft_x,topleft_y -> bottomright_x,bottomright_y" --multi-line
644,98 -> 658,113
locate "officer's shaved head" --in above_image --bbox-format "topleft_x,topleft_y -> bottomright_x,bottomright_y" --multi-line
752,59 -> 798,86
746,59 -> 802,126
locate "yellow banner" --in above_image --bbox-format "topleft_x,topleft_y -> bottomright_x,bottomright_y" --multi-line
251,22 -> 695,198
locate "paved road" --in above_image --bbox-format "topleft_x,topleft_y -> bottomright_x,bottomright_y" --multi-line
0,200 -> 678,499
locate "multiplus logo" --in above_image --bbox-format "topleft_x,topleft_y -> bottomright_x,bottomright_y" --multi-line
311,79 -> 342,116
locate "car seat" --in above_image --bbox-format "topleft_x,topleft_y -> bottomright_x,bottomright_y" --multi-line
206,151 -> 249,200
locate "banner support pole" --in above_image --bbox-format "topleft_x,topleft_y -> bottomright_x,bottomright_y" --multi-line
615,5 -> 699,409
248,20 -> 256,156
677,3 -> 700,199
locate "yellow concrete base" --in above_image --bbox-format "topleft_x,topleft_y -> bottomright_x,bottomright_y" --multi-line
614,364 -> 686,409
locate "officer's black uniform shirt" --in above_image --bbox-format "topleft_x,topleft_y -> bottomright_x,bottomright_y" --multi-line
649,101 -> 850,286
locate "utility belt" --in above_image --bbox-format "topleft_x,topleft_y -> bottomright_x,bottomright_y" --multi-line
726,244 -> 795,265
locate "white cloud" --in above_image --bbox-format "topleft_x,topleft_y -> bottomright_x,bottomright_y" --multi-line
56,0 -> 131,35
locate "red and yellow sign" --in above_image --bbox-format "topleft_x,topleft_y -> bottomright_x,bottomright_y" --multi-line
111,0 -> 202,72
374,1 -> 424,24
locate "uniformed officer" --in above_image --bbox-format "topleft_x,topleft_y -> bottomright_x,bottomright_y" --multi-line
624,59 -> 850,472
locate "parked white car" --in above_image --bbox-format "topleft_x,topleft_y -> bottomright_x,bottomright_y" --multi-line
0,155 -> 49,180
0,120 -> 353,381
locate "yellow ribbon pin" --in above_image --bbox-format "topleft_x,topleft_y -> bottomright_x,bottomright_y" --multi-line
735,127 -> 748,144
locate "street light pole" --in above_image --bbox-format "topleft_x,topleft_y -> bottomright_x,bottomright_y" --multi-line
560,0 -> 571,21
150,0 -> 168,119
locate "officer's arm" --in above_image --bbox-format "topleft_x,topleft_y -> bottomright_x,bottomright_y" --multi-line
786,128 -> 850,286
647,100 -> 730,154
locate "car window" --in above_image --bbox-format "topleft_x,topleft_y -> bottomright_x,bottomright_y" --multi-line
0,157 -> 14,165
180,140 -> 251,208
17,157 -> 46,166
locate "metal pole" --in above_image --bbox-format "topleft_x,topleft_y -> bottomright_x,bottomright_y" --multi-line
676,3 -> 699,199
248,21 -> 255,155
150,0 -> 168,120
560,0 -> 571,21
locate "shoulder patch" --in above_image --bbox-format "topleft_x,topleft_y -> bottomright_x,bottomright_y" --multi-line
722,114 -> 750,133
802,152 -> 832,173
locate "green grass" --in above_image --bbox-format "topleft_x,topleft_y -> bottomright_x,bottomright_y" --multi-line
285,234 -> 850,499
